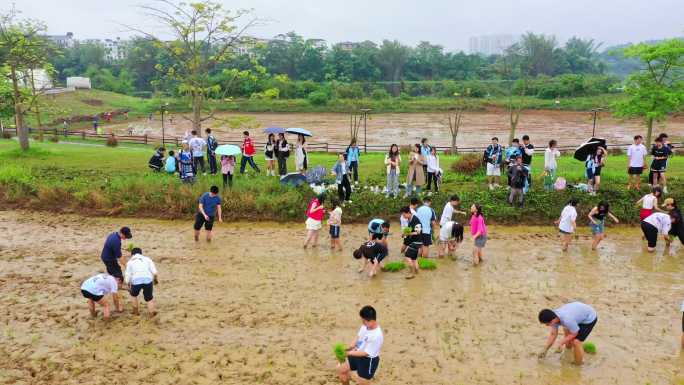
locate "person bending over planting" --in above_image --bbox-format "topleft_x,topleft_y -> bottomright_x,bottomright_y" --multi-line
337,306 -> 384,385
125,248 -> 159,317
100,227 -> 133,286
538,301 -> 597,365
400,206 -> 423,279
194,185 -> 222,242
353,236 -> 388,278
80,273 -> 123,320
367,218 -> 390,247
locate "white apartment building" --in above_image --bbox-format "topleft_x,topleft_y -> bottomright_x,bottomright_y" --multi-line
468,34 -> 516,56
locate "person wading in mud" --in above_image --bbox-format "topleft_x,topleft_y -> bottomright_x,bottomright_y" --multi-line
80,273 -> 123,320
194,185 -> 222,242
100,227 -> 132,285
337,306 -> 384,385
538,301 -> 598,365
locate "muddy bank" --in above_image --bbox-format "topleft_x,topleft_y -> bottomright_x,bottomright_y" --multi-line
110,109 -> 684,148
1,210 -> 684,385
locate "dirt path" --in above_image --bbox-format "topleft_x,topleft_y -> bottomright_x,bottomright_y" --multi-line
1,210 -> 683,384
109,109 -> 684,148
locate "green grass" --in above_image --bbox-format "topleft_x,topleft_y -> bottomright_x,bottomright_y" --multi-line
382,261 -> 407,272
582,342 -> 597,354
333,343 -> 347,363
0,139 -> 681,224
418,258 -> 437,270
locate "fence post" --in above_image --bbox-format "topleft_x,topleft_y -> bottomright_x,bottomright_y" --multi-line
144,134 -> 148,145
81,131 -> 85,140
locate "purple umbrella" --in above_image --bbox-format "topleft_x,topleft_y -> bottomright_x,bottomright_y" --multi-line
263,127 -> 286,135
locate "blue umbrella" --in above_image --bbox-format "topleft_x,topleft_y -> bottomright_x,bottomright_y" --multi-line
286,127 -> 312,137
263,127 -> 286,135
280,173 -> 307,187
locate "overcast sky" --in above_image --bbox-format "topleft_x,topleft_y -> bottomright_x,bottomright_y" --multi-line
17,0 -> 684,51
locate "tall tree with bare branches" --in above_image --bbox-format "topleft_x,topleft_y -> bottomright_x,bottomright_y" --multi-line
125,0 -> 256,132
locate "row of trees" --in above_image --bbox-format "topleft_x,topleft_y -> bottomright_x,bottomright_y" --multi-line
1,0 -> 683,150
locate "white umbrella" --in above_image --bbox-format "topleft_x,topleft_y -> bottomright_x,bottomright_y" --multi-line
286,127 -> 312,137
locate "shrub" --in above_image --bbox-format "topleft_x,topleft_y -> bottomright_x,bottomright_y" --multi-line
451,153 -> 483,175
307,90 -> 329,106
106,135 -> 118,147
49,135 -> 59,143
370,88 -> 390,100
417,258 -> 437,270
1,131 -> 11,139
32,135 -> 42,141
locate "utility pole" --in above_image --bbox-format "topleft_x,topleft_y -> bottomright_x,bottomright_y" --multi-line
160,102 -> 169,145
360,108 -> 371,153
591,108 -> 603,137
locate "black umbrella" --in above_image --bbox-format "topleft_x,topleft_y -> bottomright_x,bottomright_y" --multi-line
280,173 -> 307,187
574,137 -> 607,161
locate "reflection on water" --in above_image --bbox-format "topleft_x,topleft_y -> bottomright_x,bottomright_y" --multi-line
1,212 -> 683,385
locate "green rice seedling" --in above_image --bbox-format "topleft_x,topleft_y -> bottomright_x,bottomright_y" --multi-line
402,227 -> 412,236
418,258 -> 437,270
126,243 -> 137,252
333,343 -> 347,363
382,261 -> 406,272
582,342 -> 596,354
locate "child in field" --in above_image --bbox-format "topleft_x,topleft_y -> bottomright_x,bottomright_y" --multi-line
336,306 -> 383,385
400,206 -> 423,279
470,203 -> 487,265
179,144 -> 196,184
588,201 -> 620,250
221,155 -> 236,188
368,218 -> 390,247
636,186 -> 663,220
304,194 -> 326,248
438,220 -> 464,258
400,198 -> 420,256
555,198 -> 578,252
328,199 -> 343,251
80,273 -> 122,320
538,301 -> 598,365
124,248 -> 159,317
165,150 -> 177,174
353,236 -> 388,278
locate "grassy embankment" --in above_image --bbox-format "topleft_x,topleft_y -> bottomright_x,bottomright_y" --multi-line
0,139 -> 680,225
19,89 -> 626,130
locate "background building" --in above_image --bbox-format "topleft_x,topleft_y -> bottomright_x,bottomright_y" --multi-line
46,32 -> 74,48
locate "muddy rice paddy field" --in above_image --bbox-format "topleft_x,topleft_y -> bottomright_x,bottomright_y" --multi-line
113,109 -> 684,148
2,210 -> 684,384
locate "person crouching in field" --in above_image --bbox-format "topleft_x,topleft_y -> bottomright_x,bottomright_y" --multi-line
80,273 -> 122,320
125,248 -> 159,317
437,219 -> 464,258
337,306 -> 384,385
353,236 -> 388,278
538,302 -> 597,365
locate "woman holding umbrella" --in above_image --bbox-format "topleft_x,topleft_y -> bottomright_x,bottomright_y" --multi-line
295,134 -> 308,173
264,133 -> 277,177
276,133 -> 289,176
586,146 -> 607,194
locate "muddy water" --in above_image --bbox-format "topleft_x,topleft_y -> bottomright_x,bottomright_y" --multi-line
1,210 -> 684,385
111,110 -> 684,148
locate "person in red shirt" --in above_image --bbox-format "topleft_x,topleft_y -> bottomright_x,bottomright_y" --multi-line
303,194 -> 326,248
240,131 -> 261,174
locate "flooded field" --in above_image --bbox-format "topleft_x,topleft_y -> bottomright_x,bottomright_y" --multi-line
112,109 -> 684,148
1,210 -> 684,385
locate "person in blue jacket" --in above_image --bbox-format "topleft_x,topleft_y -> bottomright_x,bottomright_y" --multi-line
346,139 -> 361,184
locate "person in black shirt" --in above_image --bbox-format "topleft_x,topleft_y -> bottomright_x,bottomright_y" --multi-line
508,156 -> 529,208
148,147 -> 165,172
650,136 -> 672,193
400,206 -> 423,279
587,201 -> 620,250
521,135 -> 534,187
353,237 -> 388,278
663,198 -> 684,246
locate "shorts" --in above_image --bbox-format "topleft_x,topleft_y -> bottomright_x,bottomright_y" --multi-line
103,259 -> 123,280
130,282 -> 154,302
586,168 -> 595,180
474,235 -> 487,248
194,213 -> 215,231
576,317 -> 597,342
306,217 -> 322,231
348,356 -> 379,380
590,220 -> 605,235
641,221 -> 659,248
81,289 -> 104,302
486,163 -> 501,176
421,233 -> 432,246
404,243 -> 422,260
593,167 -> 602,177
559,229 -> 572,235
639,208 -> 653,221
628,167 -> 644,175
369,253 -> 386,264
329,225 -> 340,239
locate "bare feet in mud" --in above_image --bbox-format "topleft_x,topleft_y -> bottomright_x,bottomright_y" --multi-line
132,308 -> 140,316
150,311 -> 158,318
90,310 -> 99,318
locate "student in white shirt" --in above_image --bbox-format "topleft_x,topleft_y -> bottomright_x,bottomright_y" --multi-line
80,273 -> 122,320
439,194 -> 466,226
641,212 -> 672,252
555,198 -> 578,252
627,135 -> 648,190
337,306 -> 384,385
425,146 -> 440,193
124,248 -> 159,317
543,140 -> 561,191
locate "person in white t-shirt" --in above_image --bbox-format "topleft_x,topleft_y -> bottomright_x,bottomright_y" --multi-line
627,135 -> 648,190
188,130 -> 207,175
555,198 -> 578,252
337,306 -> 383,385
328,200 -> 343,251
439,194 -> 466,227
641,212 -> 672,252
124,248 -> 159,317
80,273 -> 122,320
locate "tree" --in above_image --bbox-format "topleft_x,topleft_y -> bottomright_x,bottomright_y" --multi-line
495,46 -> 528,145
445,101 -> 465,154
613,39 -> 684,145
0,7 -> 52,150
375,40 -> 411,95
515,32 -> 559,76
126,0 -> 256,132
563,37 -> 603,74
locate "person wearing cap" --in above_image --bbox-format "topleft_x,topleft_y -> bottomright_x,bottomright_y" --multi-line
80,273 -> 122,320
100,227 -> 132,284
124,247 -> 159,317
